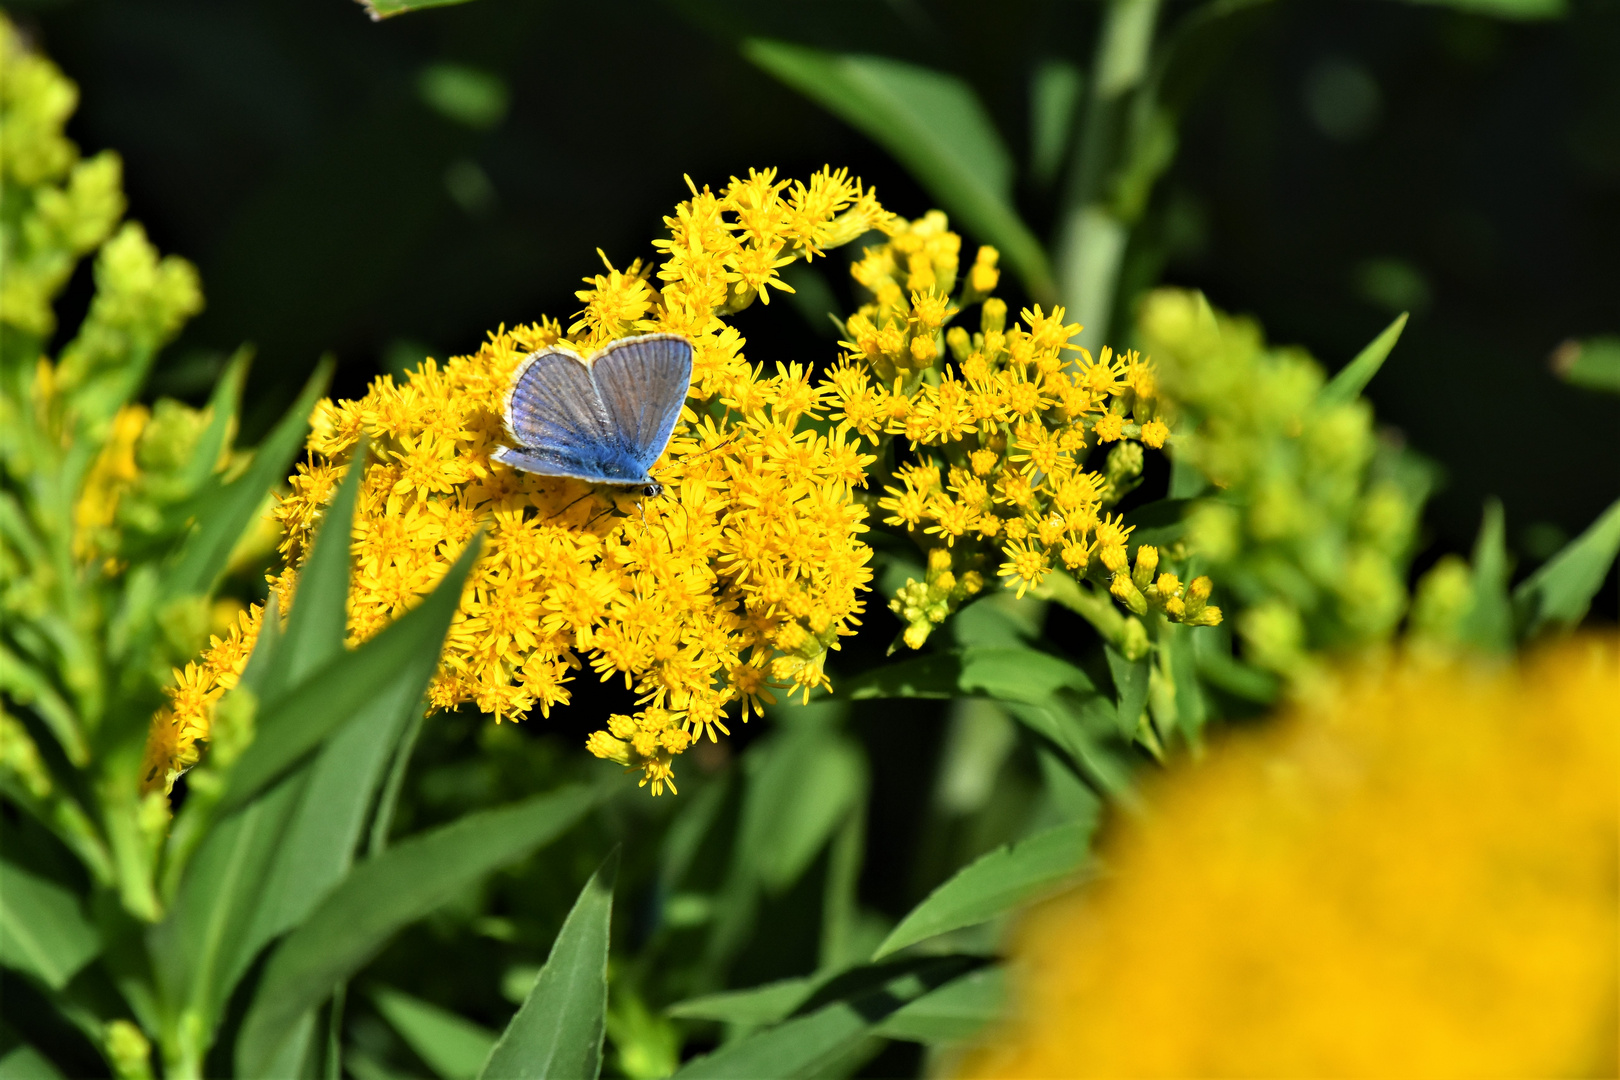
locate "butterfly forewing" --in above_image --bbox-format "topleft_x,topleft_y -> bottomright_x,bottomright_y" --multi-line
589,334 -> 694,473
504,348 -> 616,460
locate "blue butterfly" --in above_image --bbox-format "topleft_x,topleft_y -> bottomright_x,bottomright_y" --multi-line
492,333 -> 694,498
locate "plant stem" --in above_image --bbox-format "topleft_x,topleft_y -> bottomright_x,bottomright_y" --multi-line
1054,0 -> 1163,355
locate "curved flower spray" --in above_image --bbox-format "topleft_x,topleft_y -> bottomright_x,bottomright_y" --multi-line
146,169 -> 1218,796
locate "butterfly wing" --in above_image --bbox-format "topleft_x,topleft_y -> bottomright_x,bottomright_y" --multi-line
589,334 -> 694,476
497,347 -> 646,485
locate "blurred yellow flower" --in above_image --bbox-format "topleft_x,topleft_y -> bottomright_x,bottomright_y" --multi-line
150,167 -> 889,795
964,637 -> 1619,1078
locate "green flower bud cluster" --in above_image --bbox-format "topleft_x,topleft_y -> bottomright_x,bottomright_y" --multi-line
1139,290 -> 1430,680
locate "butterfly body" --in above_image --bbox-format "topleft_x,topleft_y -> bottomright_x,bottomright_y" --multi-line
493,332 -> 694,496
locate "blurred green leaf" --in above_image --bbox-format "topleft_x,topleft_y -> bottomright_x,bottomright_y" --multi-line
362,0 -> 479,20
477,851 -> 618,1080
741,40 -> 1055,302
1029,60 -> 1083,188
1514,497 -> 1620,638
740,727 -> 865,893
417,64 -> 509,130
0,860 -> 100,990
874,820 -> 1093,959
1319,312 -> 1406,408
1551,336 -> 1620,394
1388,0 -> 1566,19
235,784 -> 597,1076
0,1044 -> 67,1080
872,964 -> 1004,1044
177,346 -> 250,493
163,358 -> 331,597
671,956 -> 980,1079
1460,498 -> 1514,652
1122,497 -> 1193,550
373,988 -> 496,1080
219,533 -> 481,812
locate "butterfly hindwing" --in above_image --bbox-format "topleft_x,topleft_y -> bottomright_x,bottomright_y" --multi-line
589,334 -> 694,475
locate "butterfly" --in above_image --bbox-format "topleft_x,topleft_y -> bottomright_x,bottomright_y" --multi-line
492,332 -> 694,498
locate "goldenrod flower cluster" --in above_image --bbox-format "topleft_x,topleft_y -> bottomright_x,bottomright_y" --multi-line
827,213 -> 1210,648
965,636 -> 1619,1077
155,168 -> 890,795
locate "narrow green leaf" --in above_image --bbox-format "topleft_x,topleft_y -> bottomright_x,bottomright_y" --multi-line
177,346 -> 250,493
236,784 -> 596,1076
671,957 -> 979,1080
1389,0 -> 1565,19
272,436 -> 366,689
477,850 -> 618,1080
1551,336 -> 1620,394
374,988 -> 496,1080
741,40 -> 1055,301
1319,312 -> 1406,408
666,976 -> 816,1025
872,965 -> 1005,1044
874,821 -> 1093,959
220,534 -> 481,812
1104,645 -> 1150,739
1460,498 -> 1514,652
0,860 -> 100,989
1514,497 -> 1620,638
361,0 -> 477,19
1029,60 -> 1083,187
151,772 -> 308,1039
164,359 -> 332,596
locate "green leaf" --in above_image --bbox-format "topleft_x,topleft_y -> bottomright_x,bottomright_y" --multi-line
741,40 -> 1055,302
373,988 -> 496,1080
1029,60 -> 1083,188
270,437 -> 366,691
151,772 -> 308,1039
1551,336 -> 1620,394
1460,498 -> 1514,652
164,359 -> 332,597
1122,498 -> 1193,550
957,647 -> 1096,704
1388,0 -> 1566,19
361,0 -> 478,19
0,860 -> 100,990
666,977 -> 816,1025
671,957 -> 979,1080
1104,645 -> 1150,739
477,850 -> 618,1080
1319,312 -> 1406,408
177,346 -> 250,493
0,1043 -> 67,1080
739,729 -> 866,893
219,533 -> 481,812
235,784 -> 596,1076
873,965 -> 1004,1044
1514,497 -> 1620,638
874,821 -> 1093,958
842,653 -> 961,700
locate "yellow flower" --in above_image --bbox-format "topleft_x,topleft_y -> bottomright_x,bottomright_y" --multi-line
156,167 -> 889,795
964,637 -> 1620,1078
827,215 -> 1207,649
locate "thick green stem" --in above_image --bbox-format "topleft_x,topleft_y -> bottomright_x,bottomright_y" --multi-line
1054,0 -> 1163,355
